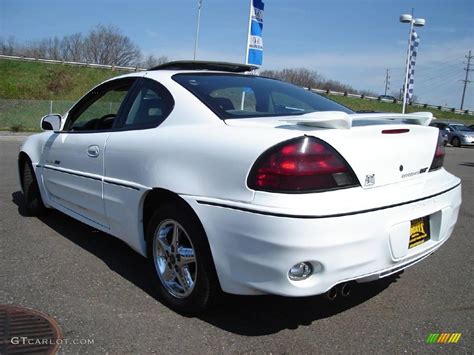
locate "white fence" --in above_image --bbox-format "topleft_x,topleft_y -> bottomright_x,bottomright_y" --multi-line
0,54 -> 145,71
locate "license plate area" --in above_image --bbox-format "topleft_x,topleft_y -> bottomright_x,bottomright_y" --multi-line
409,216 -> 431,249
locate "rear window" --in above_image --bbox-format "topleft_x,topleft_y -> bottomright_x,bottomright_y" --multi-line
173,73 -> 353,119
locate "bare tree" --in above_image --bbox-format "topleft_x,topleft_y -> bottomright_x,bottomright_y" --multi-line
140,54 -> 169,68
359,89 -> 378,97
83,25 -> 141,66
261,68 -> 323,88
23,39 -> 48,58
46,37 -> 62,60
410,95 -> 418,104
0,36 -> 16,55
261,67 -> 381,96
0,25 -> 152,66
61,33 -> 84,61
319,79 -> 355,93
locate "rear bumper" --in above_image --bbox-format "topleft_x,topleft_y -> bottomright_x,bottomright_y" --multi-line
182,180 -> 461,296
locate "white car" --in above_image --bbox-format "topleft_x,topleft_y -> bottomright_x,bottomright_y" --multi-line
18,61 -> 462,314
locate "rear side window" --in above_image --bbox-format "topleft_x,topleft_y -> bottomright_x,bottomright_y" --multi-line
122,78 -> 174,129
173,73 -> 353,119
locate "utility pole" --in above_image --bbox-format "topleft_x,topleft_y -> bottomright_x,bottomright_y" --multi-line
384,69 -> 390,95
460,50 -> 473,110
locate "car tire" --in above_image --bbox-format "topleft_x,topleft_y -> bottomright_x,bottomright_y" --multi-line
21,159 -> 47,216
146,203 -> 220,315
451,137 -> 461,147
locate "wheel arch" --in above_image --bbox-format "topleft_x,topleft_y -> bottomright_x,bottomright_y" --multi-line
141,187 -> 220,287
141,188 -> 208,246
17,133 -> 50,183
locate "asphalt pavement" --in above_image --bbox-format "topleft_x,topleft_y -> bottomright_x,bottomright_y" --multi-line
0,135 -> 472,354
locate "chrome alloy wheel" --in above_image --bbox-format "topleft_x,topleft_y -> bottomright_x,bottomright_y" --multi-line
153,219 -> 197,299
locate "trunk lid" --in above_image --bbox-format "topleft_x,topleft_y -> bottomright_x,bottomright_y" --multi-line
225,112 -> 439,189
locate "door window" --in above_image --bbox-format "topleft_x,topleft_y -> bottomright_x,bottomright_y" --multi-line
65,78 -> 136,131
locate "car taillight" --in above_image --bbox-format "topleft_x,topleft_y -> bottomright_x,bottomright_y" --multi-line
248,136 -> 359,193
429,132 -> 445,171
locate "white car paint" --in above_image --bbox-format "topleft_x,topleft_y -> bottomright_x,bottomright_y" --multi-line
19,69 -> 462,296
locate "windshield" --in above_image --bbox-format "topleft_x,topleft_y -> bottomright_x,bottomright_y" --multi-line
450,124 -> 472,132
173,73 -> 353,119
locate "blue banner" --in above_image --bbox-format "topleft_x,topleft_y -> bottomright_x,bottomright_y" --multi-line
246,0 -> 264,66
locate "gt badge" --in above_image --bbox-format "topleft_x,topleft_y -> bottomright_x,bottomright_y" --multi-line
364,174 -> 375,187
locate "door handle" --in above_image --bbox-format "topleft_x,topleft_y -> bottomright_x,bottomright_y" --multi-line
87,145 -> 100,158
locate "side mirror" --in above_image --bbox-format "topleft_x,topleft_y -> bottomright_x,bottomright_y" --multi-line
41,114 -> 62,131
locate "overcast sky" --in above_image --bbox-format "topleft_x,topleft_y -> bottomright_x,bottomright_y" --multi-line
1,0 -> 473,109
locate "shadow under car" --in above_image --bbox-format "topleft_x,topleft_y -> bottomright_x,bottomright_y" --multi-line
12,190 -> 401,336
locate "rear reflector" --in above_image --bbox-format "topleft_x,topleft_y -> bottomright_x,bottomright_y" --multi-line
381,129 -> 410,134
248,136 -> 359,193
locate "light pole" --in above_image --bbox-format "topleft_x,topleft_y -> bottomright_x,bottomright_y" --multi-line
193,0 -> 203,60
400,10 -> 425,114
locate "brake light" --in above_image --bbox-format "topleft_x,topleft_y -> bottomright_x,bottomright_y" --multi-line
248,137 -> 359,192
429,132 -> 445,171
381,129 -> 410,134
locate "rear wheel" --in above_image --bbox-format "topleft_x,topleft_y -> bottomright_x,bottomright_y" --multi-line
21,159 -> 47,216
146,203 -> 219,314
451,136 -> 461,147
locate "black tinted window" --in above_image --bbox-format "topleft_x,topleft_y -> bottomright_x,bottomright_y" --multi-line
66,78 -> 136,131
173,73 -> 353,119
123,78 -> 174,129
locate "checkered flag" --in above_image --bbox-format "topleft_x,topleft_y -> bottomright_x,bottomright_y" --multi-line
406,30 -> 420,103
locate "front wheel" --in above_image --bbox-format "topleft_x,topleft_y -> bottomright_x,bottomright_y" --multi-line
146,204 -> 219,314
21,159 -> 47,216
451,136 -> 461,147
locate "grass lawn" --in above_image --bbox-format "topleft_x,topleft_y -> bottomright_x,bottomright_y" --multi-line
0,58 -> 472,131
0,59 -> 126,100
327,95 -> 473,123
0,99 -> 75,131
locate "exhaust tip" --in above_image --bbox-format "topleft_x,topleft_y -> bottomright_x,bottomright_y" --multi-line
340,283 -> 352,297
325,287 -> 337,301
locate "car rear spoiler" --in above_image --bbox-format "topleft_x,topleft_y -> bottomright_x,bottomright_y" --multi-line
281,111 -> 434,129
